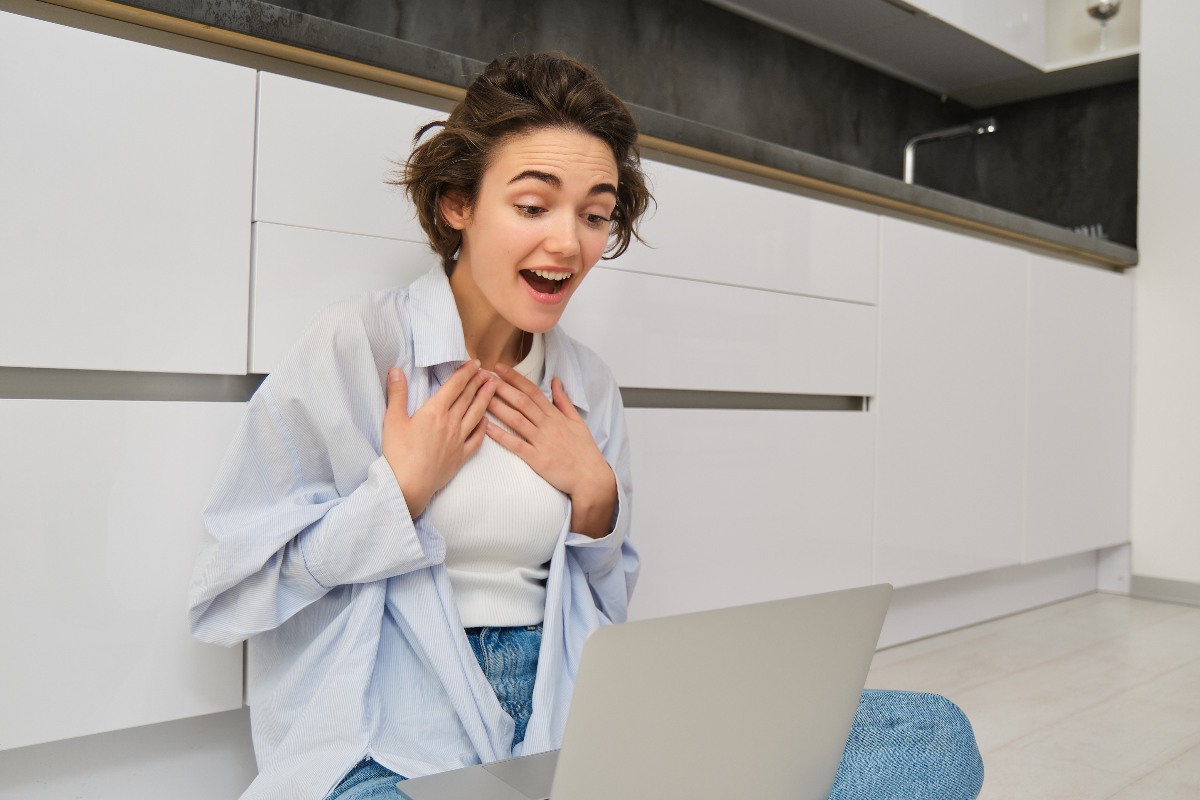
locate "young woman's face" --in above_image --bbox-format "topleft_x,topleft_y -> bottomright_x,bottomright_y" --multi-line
443,127 -> 620,334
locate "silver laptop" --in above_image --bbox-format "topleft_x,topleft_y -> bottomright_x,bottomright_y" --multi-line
398,583 -> 892,800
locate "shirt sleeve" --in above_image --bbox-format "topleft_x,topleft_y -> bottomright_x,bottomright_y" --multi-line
188,303 -> 443,647
563,365 -> 639,624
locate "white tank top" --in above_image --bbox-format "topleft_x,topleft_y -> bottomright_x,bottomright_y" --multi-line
426,333 -> 568,627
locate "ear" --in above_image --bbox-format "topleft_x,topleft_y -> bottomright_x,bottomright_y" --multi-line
439,190 -> 471,231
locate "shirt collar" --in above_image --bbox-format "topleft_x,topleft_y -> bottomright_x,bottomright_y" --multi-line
544,325 -> 590,415
408,266 -> 470,369
407,266 -> 591,415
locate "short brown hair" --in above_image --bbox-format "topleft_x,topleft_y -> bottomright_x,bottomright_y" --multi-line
398,52 -> 651,272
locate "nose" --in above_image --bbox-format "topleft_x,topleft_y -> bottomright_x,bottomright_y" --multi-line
543,211 -> 580,258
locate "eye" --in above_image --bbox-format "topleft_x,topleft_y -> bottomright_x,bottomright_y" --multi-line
515,205 -> 546,218
583,213 -> 612,229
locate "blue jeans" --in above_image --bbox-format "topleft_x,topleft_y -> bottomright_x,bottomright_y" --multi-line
324,625 -> 542,800
463,624 -> 542,747
830,689 -> 984,799
325,627 -> 983,800
324,758 -> 407,800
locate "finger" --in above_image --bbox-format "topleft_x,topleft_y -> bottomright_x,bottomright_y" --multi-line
486,419 -> 533,460
447,367 -> 490,421
551,378 -> 582,420
459,374 -> 498,437
487,394 -> 540,441
463,417 -> 489,457
495,363 -> 556,413
491,375 -> 550,422
385,367 -> 410,422
432,359 -> 482,407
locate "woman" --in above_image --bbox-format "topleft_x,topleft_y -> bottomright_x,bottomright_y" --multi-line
189,53 -> 982,800
191,53 -> 644,800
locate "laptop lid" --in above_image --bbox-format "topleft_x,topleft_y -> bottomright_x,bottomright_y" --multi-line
549,583 -> 891,800
399,583 -> 891,800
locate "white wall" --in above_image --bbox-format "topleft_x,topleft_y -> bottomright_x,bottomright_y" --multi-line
1131,0 -> 1200,586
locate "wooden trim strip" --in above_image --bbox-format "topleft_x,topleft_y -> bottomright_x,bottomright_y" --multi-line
38,0 -> 468,100
40,0 -> 1131,269
640,134 -> 1133,270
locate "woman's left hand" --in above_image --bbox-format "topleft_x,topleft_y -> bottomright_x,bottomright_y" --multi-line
486,365 -> 617,539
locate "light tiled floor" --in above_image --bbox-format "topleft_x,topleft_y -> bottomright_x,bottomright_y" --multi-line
866,592 -> 1200,800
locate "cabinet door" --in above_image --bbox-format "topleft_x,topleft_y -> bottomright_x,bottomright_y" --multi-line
0,400 -> 245,751
249,223 -> 438,373
874,218 -> 1027,587
0,11 -> 255,374
904,0 -> 1045,65
560,267 -> 877,395
625,409 -> 874,621
627,156 -> 879,303
1024,255 -> 1132,561
255,72 -> 438,242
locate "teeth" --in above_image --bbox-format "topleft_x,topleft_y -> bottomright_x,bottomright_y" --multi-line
529,269 -> 569,281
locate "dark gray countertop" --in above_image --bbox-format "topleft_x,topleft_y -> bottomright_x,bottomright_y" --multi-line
105,0 -> 1138,268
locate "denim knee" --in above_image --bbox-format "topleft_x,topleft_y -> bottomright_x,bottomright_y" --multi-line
830,690 -> 984,800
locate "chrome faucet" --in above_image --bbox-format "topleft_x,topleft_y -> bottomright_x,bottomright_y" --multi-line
903,117 -> 997,184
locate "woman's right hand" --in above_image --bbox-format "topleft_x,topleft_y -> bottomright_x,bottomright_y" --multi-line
382,360 -> 497,517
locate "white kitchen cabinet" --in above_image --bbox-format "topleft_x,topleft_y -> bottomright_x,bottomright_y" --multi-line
1045,0 -> 1140,68
0,10 -> 255,374
255,72 -> 438,242
631,156 -> 879,304
560,266 -> 877,395
905,0 -> 1045,66
1024,254 -> 1132,561
0,400 -> 245,751
249,222 -> 439,373
874,218 -> 1028,587
624,408 -> 874,621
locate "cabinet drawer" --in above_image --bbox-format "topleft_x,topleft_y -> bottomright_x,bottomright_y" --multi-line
250,222 -> 438,374
0,400 -> 245,750
255,72 -> 439,241
626,156 -> 878,303
625,408 -> 874,621
561,267 -> 876,395
0,11 -> 255,374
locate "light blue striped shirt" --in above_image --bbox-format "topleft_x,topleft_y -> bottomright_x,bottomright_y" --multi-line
189,266 -> 638,800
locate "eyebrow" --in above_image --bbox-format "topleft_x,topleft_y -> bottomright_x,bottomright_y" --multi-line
508,170 -> 618,198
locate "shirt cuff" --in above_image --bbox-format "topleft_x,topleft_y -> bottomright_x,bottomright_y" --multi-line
301,456 -> 444,588
564,489 -> 628,574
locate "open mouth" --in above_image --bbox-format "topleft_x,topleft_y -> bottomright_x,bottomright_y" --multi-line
520,269 -> 571,295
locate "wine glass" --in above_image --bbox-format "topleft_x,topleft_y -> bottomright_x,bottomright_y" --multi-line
1086,1 -> 1121,52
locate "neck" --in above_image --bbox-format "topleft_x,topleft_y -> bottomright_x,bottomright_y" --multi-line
449,265 -> 528,371
469,326 -> 527,372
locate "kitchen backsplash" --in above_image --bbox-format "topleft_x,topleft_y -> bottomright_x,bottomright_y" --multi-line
260,0 -> 1139,247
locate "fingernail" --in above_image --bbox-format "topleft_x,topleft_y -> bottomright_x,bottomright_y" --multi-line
388,368 -> 400,383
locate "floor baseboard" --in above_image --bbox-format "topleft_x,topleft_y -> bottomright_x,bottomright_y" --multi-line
880,552 -> 1098,648
1130,574 -> 1200,607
